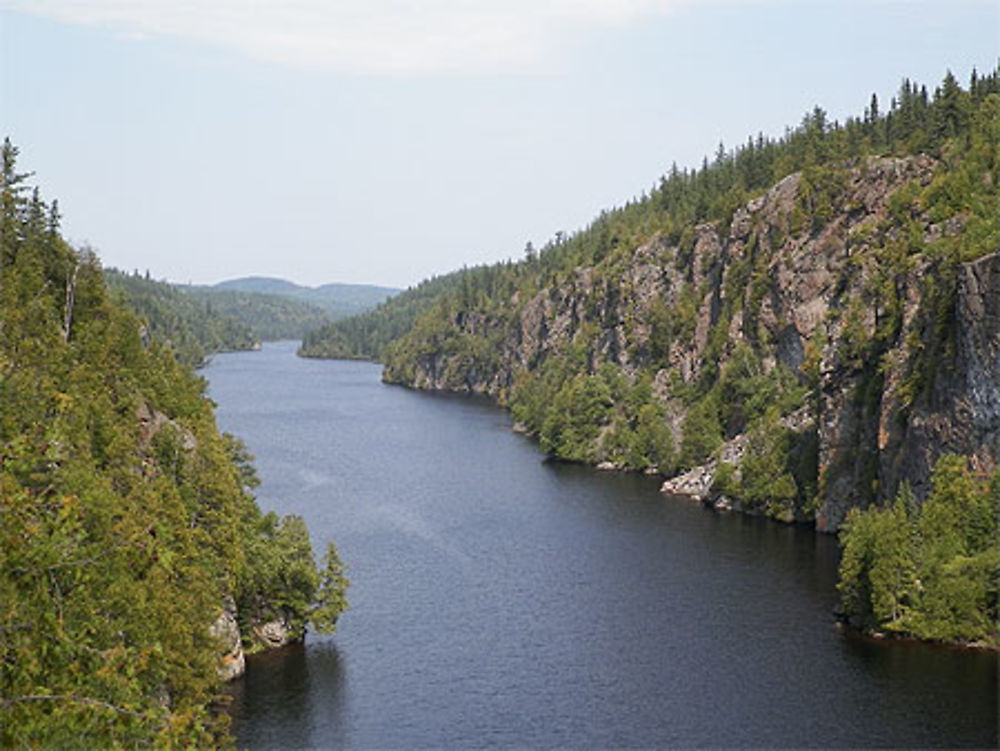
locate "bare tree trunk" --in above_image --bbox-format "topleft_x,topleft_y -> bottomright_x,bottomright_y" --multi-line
63,259 -> 79,343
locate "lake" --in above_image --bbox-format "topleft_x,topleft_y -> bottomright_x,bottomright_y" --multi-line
206,341 -> 997,748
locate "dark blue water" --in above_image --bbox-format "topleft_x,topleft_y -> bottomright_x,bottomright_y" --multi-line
207,341 -> 998,749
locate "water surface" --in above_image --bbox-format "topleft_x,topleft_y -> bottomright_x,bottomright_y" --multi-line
207,341 -> 997,748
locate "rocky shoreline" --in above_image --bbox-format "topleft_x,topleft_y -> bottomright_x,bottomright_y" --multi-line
211,596 -> 302,681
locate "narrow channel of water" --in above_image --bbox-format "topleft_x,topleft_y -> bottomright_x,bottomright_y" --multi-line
206,341 -> 997,749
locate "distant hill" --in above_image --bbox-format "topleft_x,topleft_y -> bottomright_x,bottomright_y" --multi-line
209,276 -> 400,318
298,271 -> 464,360
211,276 -> 303,295
180,287 -> 332,341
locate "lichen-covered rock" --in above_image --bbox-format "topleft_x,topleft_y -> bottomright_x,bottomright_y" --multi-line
209,596 -> 245,681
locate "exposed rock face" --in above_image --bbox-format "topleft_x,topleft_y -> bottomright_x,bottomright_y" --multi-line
661,410 -> 810,521
208,599 -> 304,680
136,401 -> 197,462
386,156 -> 999,531
955,253 -> 1000,454
209,596 -> 246,681
661,463 -> 716,502
880,252 -> 1000,491
250,616 -> 297,650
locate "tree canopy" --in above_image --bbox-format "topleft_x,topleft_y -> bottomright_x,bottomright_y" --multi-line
0,140 -> 348,747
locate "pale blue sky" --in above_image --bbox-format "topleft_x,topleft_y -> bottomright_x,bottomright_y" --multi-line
1,1 -> 997,288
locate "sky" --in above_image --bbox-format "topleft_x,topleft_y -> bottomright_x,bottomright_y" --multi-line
0,1 -> 997,289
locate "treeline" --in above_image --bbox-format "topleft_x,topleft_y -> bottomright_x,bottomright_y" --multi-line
0,140 -> 348,747
109,270 -> 343,347
106,268 -> 258,366
299,270 -> 468,359
181,286 -> 332,341
209,277 -> 398,319
321,67 -> 1000,646
528,68 -> 995,281
385,66 -> 998,457
307,68 -> 999,361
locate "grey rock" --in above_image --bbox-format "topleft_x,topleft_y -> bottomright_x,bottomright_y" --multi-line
209,595 -> 245,681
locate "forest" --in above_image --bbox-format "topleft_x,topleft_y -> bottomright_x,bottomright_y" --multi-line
307,68 -> 1000,647
299,270 -> 464,359
105,268 -> 259,366
0,140 -> 348,747
180,285 -> 332,342
108,272 -> 396,352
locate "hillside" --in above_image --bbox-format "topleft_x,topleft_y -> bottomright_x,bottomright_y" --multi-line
105,268 -> 259,366
0,142 -> 348,746
299,270 -> 468,359
180,286 -> 332,341
107,273 -> 396,348
312,69 -> 1000,646
208,276 -> 399,318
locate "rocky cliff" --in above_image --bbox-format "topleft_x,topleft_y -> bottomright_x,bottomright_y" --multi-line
383,155 -> 999,531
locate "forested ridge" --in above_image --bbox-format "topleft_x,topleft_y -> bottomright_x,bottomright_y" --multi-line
208,276 -> 399,319
309,68 -> 1000,646
299,270 -> 467,359
109,273 -> 395,349
0,140 -> 348,746
105,268 -> 259,367
180,285 -> 332,342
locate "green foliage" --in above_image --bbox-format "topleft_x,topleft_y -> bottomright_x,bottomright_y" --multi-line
182,286 -> 332,341
836,294 -> 869,370
310,71 -> 1000,366
232,511 -> 348,646
737,410 -> 801,520
237,514 -> 318,644
635,403 -> 675,473
540,373 -> 614,462
324,68 -> 1000,490
105,268 -> 258,367
208,277 -> 397,319
0,142 -> 347,747
798,163 -> 849,232
679,394 -> 723,470
645,297 -> 675,367
311,543 -> 350,635
300,270 -> 478,360
717,343 -> 805,435
838,455 -> 999,645
295,69 -> 1000,611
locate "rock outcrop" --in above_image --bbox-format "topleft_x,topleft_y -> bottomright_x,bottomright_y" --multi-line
250,616 -> 298,650
207,600 -> 303,680
209,596 -> 246,681
384,156 -> 999,532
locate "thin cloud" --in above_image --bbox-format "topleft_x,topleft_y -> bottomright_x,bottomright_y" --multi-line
2,0 -> 684,75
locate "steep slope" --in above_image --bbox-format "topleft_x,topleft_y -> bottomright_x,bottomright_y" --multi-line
299,269 -> 470,359
378,71 -> 1000,534
298,69 -> 1000,648
383,154 -> 998,525
372,72 -> 1000,647
0,143 -> 348,746
106,268 -> 259,366
180,286 -> 332,341
209,276 -> 399,318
